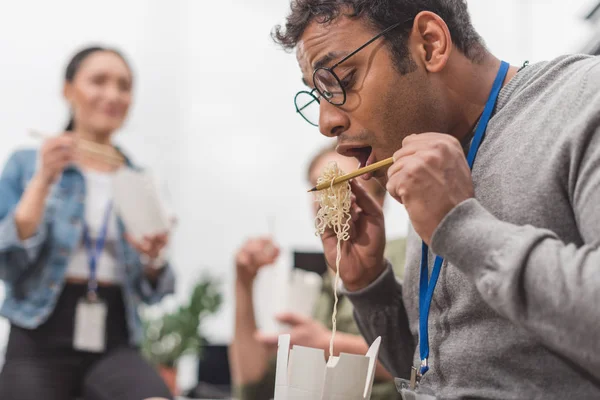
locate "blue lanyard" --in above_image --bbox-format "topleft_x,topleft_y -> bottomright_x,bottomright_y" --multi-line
418,61 -> 510,376
82,202 -> 113,297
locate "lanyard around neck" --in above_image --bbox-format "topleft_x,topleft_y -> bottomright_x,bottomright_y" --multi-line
418,61 -> 510,377
82,202 -> 113,299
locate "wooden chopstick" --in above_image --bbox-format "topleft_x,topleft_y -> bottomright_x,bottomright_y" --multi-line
307,157 -> 394,192
29,130 -> 125,166
77,141 -> 124,164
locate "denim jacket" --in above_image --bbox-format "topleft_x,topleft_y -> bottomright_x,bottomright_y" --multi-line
0,149 -> 175,345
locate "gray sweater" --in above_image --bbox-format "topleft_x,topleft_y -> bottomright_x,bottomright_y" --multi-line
346,55 -> 600,399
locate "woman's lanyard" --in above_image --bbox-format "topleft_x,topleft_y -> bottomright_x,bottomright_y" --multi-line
417,61 -> 510,378
82,202 -> 113,301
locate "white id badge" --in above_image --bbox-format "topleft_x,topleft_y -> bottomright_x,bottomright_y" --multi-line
73,298 -> 107,353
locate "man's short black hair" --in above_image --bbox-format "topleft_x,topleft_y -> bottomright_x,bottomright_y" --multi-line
273,0 -> 485,74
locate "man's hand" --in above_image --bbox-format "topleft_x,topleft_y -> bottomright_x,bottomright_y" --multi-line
387,133 -> 475,244
319,180 -> 387,292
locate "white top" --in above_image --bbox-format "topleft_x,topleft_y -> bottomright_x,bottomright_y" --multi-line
64,170 -> 125,284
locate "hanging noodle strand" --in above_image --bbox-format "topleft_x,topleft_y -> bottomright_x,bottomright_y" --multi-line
314,161 -> 351,359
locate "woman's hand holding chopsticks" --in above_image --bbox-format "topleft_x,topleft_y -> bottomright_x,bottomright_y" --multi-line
36,133 -> 76,185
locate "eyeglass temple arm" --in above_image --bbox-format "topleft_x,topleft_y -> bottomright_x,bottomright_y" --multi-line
330,20 -> 407,70
297,98 -> 318,112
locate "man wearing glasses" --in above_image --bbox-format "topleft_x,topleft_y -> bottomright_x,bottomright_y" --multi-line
273,0 -> 600,399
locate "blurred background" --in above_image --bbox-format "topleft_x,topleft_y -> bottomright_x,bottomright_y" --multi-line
0,0 -> 599,394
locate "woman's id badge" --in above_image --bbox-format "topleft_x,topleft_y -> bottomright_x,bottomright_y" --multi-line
73,297 -> 107,353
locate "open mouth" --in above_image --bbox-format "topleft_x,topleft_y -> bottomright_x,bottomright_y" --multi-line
338,145 -> 379,180
341,146 -> 373,169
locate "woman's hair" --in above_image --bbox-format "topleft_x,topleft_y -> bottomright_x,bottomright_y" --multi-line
64,46 -> 131,132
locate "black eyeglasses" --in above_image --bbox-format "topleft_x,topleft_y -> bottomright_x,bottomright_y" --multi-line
294,20 -> 411,127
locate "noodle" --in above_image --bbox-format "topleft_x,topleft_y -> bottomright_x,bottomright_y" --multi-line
314,161 -> 351,359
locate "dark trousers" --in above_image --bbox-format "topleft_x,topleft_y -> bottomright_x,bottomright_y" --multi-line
0,283 -> 172,400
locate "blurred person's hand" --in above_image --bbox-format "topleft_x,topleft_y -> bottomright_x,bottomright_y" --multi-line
235,237 -> 279,287
255,312 -> 330,353
126,232 -> 169,259
320,180 -> 387,292
126,232 -> 170,282
34,134 -> 75,185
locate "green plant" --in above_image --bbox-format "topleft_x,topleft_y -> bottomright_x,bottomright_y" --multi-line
142,276 -> 222,368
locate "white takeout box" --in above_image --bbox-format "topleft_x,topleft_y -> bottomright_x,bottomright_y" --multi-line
254,265 -> 322,335
274,334 -> 382,400
112,168 -> 171,241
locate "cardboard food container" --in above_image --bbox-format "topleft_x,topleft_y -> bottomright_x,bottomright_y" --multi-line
274,334 -> 382,400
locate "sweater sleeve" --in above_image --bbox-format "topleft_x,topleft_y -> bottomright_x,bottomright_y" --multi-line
0,151 -> 48,279
431,124 -> 600,380
343,263 -> 415,379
